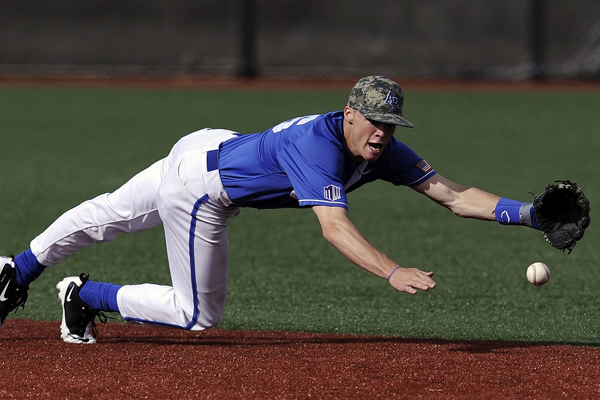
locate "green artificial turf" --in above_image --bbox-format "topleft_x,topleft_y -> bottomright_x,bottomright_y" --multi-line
0,85 -> 598,344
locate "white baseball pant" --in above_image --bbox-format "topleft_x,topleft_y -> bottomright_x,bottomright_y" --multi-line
31,128 -> 241,330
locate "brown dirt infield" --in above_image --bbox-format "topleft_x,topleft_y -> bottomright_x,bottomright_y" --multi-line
1,319 -> 600,399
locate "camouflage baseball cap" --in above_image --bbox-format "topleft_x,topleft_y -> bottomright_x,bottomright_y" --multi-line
347,76 -> 413,128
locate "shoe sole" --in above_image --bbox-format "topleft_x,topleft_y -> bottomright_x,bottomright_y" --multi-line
56,276 -> 96,344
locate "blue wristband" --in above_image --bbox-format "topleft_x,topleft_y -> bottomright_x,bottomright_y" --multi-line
495,198 -> 522,225
495,198 -> 540,230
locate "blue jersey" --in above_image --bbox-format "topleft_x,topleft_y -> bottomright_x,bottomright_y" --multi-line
218,111 -> 436,209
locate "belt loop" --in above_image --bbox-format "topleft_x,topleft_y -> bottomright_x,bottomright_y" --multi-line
206,149 -> 219,172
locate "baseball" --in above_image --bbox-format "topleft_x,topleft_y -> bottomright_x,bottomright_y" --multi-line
527,262 -> 550,286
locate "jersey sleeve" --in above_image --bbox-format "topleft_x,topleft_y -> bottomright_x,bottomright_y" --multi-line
276,129 -> 349,209
383,140 -> 437,187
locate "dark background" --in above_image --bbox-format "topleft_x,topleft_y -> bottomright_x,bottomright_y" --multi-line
1,1 -> 599,80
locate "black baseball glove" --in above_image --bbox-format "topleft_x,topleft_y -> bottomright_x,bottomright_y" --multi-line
533,180 -> 591,253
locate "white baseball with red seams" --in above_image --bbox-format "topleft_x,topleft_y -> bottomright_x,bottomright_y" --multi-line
527,262 -> 550,286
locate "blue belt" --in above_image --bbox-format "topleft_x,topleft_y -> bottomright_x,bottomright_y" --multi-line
206,149 -> 219,172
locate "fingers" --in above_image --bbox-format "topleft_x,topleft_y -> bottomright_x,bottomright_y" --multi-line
389,267 -> 436,294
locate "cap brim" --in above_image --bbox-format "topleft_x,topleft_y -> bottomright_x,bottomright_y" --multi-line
363,112 -> 414,128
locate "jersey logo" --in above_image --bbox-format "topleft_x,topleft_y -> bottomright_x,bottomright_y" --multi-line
385,91 -> 400,112
324,185 -> 342,202
416,159 -> 432,173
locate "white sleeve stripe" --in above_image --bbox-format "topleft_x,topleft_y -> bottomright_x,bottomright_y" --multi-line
406,170 -> 436,187
299,199 -> 348,207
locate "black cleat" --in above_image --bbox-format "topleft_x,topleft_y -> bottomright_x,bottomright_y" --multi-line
0,256 -> 29,331
56,273 -> 105,344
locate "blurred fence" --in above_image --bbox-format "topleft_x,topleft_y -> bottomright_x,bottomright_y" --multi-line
1,0 -> 599,80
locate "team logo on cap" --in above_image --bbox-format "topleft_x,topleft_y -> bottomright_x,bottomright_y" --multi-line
384,91 -> 399,112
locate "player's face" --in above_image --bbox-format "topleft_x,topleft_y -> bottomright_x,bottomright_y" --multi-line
344,107 -> 396,162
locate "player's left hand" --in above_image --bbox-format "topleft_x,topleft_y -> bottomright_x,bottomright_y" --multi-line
388,267 -> 436,294
533,180 -> 591,254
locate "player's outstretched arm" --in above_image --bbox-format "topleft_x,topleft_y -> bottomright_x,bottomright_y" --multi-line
412,174 -> 501,220
312,205 -> 436,294
413,175 -> 590,252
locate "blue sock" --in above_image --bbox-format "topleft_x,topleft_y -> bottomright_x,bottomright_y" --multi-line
78,280 -> 122,313
13,249 -> 46,286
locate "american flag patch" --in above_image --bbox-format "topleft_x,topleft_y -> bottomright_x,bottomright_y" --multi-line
416,159 -> 432,173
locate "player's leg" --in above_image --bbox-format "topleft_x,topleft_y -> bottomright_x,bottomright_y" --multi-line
1,129 -> 211,330
10,128 -> 205,281
55,129 -> 240,342
35,127 -> 235,269
116,131 -> 240,329
30,158 -> 165,268
117,199 -> 239,329
1,158 -> 165,331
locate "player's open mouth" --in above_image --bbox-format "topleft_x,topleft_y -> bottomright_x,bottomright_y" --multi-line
368,143 -> 382,151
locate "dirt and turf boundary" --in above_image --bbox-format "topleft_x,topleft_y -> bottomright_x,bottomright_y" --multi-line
2,74 -> 600,399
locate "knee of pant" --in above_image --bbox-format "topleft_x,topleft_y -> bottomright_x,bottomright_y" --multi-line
189,299 -> 225,330
173,296 -> 224,331
180,314 -> 221,331
199,314 -> 222,329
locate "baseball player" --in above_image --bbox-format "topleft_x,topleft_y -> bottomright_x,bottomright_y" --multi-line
0,76 -> 542,344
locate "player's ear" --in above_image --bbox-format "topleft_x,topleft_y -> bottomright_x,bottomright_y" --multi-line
343,106 -> 354,124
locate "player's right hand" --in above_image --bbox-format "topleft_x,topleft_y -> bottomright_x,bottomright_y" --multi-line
388,267 -> 436,294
